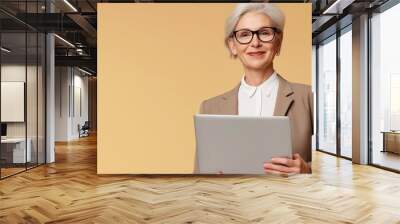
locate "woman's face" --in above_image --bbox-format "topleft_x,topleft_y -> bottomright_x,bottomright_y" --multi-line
228,11 -> 282,71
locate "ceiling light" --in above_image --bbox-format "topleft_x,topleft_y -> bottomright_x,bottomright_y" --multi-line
323,0 -> 341,14
63,0 -> 78,12
77,67 -> 93,76
1,47 -> 11,53
322,0 -> 355,15
54,34 -> 75,48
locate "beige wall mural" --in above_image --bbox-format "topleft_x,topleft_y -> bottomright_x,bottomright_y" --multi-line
97,3 -> 311,174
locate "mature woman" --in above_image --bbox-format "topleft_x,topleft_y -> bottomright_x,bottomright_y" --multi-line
199,3 -> 313,174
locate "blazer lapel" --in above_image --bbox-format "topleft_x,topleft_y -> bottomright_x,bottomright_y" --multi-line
221,84 -> 240,115
273,74 -> 294,116
220,75 -> 294,116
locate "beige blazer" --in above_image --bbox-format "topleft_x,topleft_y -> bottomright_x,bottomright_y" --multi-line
199,74 -> 313,162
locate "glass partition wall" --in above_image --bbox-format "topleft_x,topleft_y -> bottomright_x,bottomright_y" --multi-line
339,27 -> 352,159
0,2 -> 46,179
316,26 -> 352,159
370,3 -> 400,171
316,0 -> 400,172
317,35 -> 337,155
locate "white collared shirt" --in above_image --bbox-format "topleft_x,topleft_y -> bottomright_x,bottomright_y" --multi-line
238,72 -> 279,116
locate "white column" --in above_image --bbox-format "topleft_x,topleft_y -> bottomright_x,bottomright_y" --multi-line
46,33 -> 55,163
45,1 -> 56,163
352,14 -> 369,164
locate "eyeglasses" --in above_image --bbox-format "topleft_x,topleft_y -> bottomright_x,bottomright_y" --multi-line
232,27 -> 280,44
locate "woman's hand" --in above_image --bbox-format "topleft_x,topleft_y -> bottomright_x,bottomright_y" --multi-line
263,153 -> 311,176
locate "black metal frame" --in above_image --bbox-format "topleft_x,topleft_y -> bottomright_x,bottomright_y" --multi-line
367,0 -> 400,172
0,0 -> 47,180
315,21 -> 353,162
367,10 -> 373,166
232,27 -> 280,44
315,44 -> 319,152
338,24 -> 353,161
315,32 -> 338,156
336,20 -> 341,158
315,0 -> 400,173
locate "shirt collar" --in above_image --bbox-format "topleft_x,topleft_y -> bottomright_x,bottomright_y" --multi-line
240,75 -> 258,97
240,71 -> 278,98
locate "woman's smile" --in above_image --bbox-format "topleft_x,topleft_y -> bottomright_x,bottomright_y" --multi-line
246,51 -> 266,57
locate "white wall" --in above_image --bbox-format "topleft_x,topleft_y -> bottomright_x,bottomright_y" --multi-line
1,65 -> 39,138
72,73 -> 89,138
1,64 -> 26,81
1,64 -> 46,164
55,66 -> 70,141
1,65 -> 27,141
55,67 -> 89,141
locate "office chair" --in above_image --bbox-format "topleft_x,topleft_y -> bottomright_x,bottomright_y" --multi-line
79,121 -> 90,138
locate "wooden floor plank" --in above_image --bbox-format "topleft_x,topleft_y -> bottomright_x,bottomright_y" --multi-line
1,134 -> 400,223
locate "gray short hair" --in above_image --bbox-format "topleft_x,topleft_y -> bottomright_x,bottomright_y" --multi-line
224,3 -> 285,53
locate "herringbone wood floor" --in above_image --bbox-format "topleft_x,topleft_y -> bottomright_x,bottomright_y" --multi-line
1,134 -> 400,224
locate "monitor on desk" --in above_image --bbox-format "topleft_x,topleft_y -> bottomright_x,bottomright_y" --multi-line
1,123 -> 7,138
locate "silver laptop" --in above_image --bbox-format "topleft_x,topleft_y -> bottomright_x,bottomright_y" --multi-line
194,114 -> 292,174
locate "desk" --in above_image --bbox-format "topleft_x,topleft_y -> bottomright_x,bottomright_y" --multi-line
1,138 -> 31,163
381,131 -> 400,154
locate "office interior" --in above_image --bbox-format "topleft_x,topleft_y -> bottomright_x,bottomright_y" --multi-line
312,0 -> 400,172
0,0 -> 97,179
0,0 -> 399,222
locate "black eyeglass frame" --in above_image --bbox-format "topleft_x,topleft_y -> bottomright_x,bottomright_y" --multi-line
231,26 -> 281,44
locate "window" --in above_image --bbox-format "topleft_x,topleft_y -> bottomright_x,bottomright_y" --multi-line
390,74 -> 400,130
317,35 -> 337,154
371,2 -> 400,171
339,27 -> 352,158
0,1 -> 47,179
